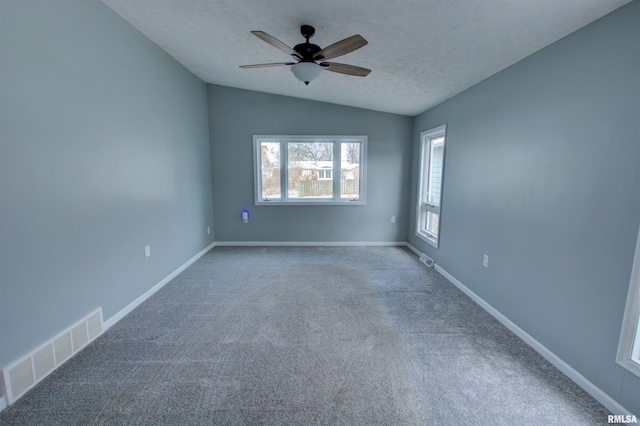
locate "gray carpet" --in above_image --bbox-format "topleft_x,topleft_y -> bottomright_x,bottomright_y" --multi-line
0,246 -> 611,425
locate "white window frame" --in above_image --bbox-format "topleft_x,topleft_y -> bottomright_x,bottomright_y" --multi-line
253,135 -> 367,206
416,125 -> 447,248
616,223 -> 640,377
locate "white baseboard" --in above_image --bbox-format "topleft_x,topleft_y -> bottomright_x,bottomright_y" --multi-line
405,242 -> 422,257
433,263 -> 633,417
0,396 -> 7,412
213,241 -> 407,247
103,242 -> 215,330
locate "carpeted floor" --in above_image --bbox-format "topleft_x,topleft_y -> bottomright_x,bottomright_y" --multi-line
0,246 -> 611,425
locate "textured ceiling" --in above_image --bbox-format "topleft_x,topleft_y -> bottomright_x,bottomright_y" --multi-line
101,0 -> 630,116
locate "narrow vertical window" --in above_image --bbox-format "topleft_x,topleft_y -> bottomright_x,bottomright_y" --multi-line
617,225 -> 640,377
416,125 -> 446,247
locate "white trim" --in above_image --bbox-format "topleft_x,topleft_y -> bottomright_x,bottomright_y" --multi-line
213,241 -> 407,247
103,242 -> 215,330
617,223 -> 640,377
405,243 -> 422,257
434,263 -> 634,417
0,396 -> 6,412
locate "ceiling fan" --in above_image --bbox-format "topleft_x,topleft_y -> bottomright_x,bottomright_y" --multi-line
240,25 -> 370,85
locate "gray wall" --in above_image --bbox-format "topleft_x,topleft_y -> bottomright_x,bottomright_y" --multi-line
208,85 -> 412,243
409,1 -> 640,414
0,0 -> 214,368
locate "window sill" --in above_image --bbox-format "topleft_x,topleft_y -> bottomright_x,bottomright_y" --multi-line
616,358 -> 640,378
416,231 -> 438,248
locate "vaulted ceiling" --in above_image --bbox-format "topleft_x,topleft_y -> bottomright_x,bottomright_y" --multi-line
102,0 -> 631,116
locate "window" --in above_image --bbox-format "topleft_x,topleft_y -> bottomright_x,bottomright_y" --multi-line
416,125 -> 446,247
254,135 -> 367,205
318,170 -> 332,180
617,224 -> 640,377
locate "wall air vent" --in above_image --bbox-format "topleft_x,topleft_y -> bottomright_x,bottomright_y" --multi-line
1,308 -> 103,406
419,253 -> 435,268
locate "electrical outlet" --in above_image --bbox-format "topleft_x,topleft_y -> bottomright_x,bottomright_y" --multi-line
483,254 -> 489,267
207,227 -> 210,235
391,216 -> 396,223
145,245 -> 151,258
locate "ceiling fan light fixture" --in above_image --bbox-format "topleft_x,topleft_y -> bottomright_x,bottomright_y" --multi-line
290,62 -> 322,85
242,27 -> 369,85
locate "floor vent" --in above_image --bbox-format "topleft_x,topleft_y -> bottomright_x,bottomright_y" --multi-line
1,308 -> 103,406
419,253 -> 435,267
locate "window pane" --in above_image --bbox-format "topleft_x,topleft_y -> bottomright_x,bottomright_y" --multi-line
341,142 -> 360,199
426,211 -> 439,236
288,142 -> 333,199
260,142 -> 281,199
427,136 -> 444,205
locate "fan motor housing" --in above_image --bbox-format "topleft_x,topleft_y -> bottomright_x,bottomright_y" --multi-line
294,42 -> 322,61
